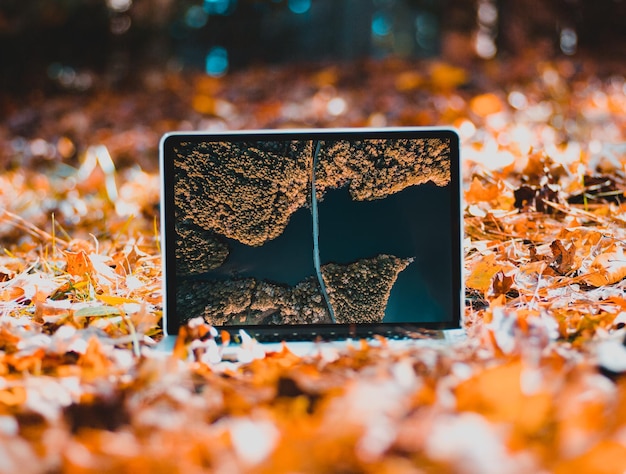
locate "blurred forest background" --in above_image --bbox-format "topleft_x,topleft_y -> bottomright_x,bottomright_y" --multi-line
1,0 -> 624,174
1,0 -> 625,93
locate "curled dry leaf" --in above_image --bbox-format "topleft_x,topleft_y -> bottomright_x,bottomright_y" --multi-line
583,247 -> 626,287
0,286 -> 25,302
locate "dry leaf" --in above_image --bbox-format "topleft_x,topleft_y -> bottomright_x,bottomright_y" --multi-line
65,250 -> 93,277
550,240 -> 577,275
0,286 -> 24,301
492,270 -> 514,296
553,440 -> 626,474
466,253 -> 503,294
583,247 -> 626,287
465,177 -> 500,204
0,47 -> 625,473
455,359 -> 553,434
96,294 -> 138,305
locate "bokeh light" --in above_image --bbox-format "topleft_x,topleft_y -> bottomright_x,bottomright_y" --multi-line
415,13 -> 437,51
475,0 -> 497,59
186,6 -> 209,29
204,0 -> 236,15
372,11 -> 392,37
288,0 -> 311,15
205,47 -> 229,76
106,0 -> 132,12
560,27 -> 578,55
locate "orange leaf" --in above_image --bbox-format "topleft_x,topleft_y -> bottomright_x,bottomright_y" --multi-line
0,385 -> 26,406
78,337 -> 113,380
0,286 -> 24,302
583,247 -> 626,287
65,250 -> 93,277
395,71 -> 423,91
465,177 -> 500,204
455,359 -> 553,434
553,440 -> 626,474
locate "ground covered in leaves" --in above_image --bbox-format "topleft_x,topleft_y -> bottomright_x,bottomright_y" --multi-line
1,55 -> 626,473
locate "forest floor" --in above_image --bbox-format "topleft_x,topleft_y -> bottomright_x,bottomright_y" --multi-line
1,55 -> 626,472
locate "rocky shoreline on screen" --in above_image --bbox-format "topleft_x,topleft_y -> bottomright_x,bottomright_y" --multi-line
177,254 -> 412,325
173,137 -> 447,325
174,138 -> 450,249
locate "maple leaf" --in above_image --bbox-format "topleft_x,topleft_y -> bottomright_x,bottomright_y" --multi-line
465,177 -> 500,204
65,250 -> 93,278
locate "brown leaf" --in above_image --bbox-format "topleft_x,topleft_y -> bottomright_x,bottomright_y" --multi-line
514,184 -> 560,214
550,240 -> 576,275
492,270 -> 514,296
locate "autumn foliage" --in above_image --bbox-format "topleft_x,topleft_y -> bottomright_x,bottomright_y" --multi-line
1,54 -> 626,472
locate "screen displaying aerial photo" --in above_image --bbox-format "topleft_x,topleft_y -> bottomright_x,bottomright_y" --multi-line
172,136 -> 454,327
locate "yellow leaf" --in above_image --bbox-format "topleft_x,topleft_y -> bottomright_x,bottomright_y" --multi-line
96,294 -> 138,305
74,306 -> 120,318
466,253 -> 503,294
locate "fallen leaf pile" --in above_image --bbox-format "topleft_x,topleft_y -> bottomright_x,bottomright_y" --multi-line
1,54 -> 626,472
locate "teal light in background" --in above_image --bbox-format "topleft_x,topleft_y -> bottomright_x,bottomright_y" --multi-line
288,0 -> 311,14
371,11 -> 392,37
204,0 -> 235,15
185,5 -> 208,28
415,12 -> 437,50
205,47 -> 229,76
